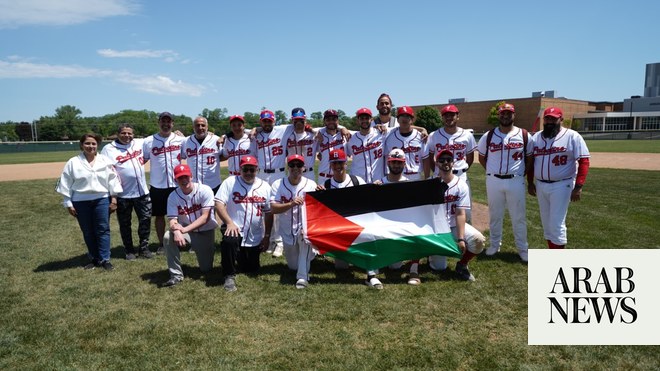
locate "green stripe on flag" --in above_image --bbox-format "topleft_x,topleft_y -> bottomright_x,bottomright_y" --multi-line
325,232 -> 461,271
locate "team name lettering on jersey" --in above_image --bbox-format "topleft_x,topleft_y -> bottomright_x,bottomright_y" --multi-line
226,148 -> 251,157
534,146 -> 567,155
445,194 -> 460,203
351,141 -> 382,155
277,195 -> 292,203
287,138 -> 315,148
436,143 -> 466,151
401,145 -> 422,154
152,145 -> 181,156
489,142 -> 524,152
115,150 -> 143,164
320,139 -> 344,151
232,192 -> 267,204
177,203 -> 203,215
257,138 -> 281,149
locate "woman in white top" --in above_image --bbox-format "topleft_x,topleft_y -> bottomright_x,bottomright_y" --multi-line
56,133 -> 123,270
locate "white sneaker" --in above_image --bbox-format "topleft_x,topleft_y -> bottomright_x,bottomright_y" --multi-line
272,243 -> 284,258
519,249 -> 529,262
295,279 -> 308,289
266,241 -> 276,254
485,246 -> 500,256
366,277 -> 383,289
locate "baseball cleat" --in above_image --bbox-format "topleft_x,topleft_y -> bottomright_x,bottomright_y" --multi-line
484,246 -> 500,256
224,276 -> 237,292
272,243 -> 284,258
366,277 -> 383,290
455,263 -> 475,281
295,279 -> 308,289
163,277 -> 183,287
407,272 -> 421,285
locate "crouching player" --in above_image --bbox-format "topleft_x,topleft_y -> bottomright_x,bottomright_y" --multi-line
429,150 -> 486,281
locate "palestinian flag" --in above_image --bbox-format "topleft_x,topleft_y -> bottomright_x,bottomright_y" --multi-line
304,178 -> 461,271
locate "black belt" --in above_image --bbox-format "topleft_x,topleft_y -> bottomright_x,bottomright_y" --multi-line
488,174 -> 515,179
263,168 -> 285,174
452,169 -> 468,174
538,177 -> 572,184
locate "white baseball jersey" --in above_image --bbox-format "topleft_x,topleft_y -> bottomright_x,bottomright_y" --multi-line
379,175 -> 409,184
316,128 -> 347,180
252,125 -> 294,174
477,127 -> 533,176
284,130 -> 317,179
101,138 -> 149,198
443,175 -> 470,228
347,128 -> 388,183
221,133 -> 253,176
531,128 -> 590,181
143,133 -> 184,188
384,129 -> 424,181
167,183 -> 218,232
326,175 -> 366,189
270,177 -> 318,245
372,116 -> 399,128
56,153 -> 123,207
215,176 -> 272,247
424,127 -> 476,174
180,134 -> 222,189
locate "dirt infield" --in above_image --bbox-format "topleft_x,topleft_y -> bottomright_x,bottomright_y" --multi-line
2,152 -> 657,233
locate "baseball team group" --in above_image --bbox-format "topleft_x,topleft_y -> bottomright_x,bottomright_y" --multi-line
55,93 -> 591,291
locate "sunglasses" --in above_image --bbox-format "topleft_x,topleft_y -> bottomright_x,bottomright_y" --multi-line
241,167 -> 256,173
437,158 -> 454,164
288,162 -> 305,168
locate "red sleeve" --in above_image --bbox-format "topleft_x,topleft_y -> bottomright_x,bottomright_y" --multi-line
576,158 -> 589,186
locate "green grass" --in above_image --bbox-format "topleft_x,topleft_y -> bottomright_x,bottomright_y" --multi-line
0,151 -> 78,164
1,168 -> 659,369
585,139 -> 660,153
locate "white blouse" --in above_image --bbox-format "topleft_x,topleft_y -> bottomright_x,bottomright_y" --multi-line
56,153 -> 123,207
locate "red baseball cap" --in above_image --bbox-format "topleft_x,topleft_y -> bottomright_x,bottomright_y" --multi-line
324,109 -> 339,119
435,149 -> 454,161
229,115 -> 245,123
387,148 -> 406,162
329,149 -> 347,162
260,110 -> 275,122
174,164 -> 192,179
498,103 -> 515,113
239,156 -> 258,167
543,107 -> 563,118
356,108 -> 373,117
396,106 -> 414,118
441,105 -> 459,115
286,154 -> 305,164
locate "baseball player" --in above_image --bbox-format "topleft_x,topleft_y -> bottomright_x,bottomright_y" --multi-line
429,149 -> 486,281
162,164 -> 219,287
270,154 -> 318,289
143,111 -> 185,253
383,106 -> 424,181
251,110 -> 294,256
180,116 -> 222,194
347,108 -> 389,183
423,104 -> 476,221
284,108 -> 317,180
316,149 -> 385,288
315,109 -> 348,183
528,107 -> 590,249
214,155 -> 273,292
477,103 -> 532,262
221,115 -> 253,177
373,93 -> 399,128
101,123 -> 153,260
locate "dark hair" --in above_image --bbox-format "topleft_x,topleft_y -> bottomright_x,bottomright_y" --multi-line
117,123 -> 134,133
79,133 -> 102,148
377,93 -> 392,106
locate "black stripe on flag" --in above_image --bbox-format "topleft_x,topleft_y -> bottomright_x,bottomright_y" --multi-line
308,178 -> 447,218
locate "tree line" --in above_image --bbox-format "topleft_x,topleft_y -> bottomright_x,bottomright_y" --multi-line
0,105 -> 446,142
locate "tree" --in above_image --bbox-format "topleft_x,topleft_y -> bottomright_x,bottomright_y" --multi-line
15,122 -> 31,141
415,106 -> 443,132
310,111 -> 322,120
243,112 -> 259,128
487,101 -> 507,127
275,110 -> 287,125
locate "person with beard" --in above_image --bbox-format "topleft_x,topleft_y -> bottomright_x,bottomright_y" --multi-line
383,106 -> 424,181
284,108 -> 317,180
347,108 -> 391,183
477,103 -> 532,262
373,93 -> 399,128
528,107 -> 590,249
180,117 -> 223,194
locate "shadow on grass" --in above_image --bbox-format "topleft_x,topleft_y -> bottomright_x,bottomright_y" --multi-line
140,264 -> 224,288
478,251 -> 527,265
33,246 -> 129,272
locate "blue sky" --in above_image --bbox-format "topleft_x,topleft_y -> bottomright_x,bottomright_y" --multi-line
1,0 -> 659,123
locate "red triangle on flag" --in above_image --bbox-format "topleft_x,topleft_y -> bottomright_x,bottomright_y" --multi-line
305,193 -> 364,254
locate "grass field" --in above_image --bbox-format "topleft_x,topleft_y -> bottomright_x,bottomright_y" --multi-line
0,151 -> 78,165
1,165 -> 658,369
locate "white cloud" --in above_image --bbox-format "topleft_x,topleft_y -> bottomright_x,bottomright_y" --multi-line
0,60 -> 109,78
0,0 -> 138,29
0,59 -> 205,97
115,73 -> 205,97
97,49 -> 179,59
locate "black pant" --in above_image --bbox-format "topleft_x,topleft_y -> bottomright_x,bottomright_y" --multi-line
220,235 -> 261,277
116,195 -> 152,252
